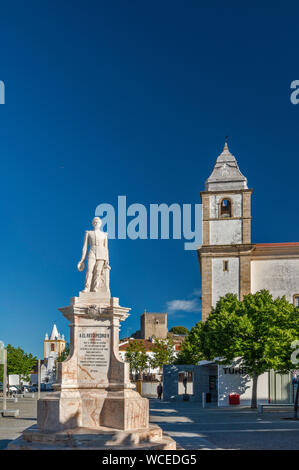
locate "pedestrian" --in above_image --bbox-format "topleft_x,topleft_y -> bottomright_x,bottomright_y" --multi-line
157,382 -> 163,400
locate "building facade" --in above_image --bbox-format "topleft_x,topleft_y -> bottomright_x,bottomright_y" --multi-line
42,323 -> 66,384
163,360 -> 293,406
198,142 -> 299,321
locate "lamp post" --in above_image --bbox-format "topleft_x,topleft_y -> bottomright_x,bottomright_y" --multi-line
3,348 -> 7,412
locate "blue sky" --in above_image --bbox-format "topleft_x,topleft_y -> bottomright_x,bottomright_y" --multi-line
0,1 -> 299,357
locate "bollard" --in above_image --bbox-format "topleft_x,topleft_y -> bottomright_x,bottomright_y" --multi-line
258,404 -> 263,414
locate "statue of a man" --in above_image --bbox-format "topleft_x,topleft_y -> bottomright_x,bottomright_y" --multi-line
77,217 -> 110,293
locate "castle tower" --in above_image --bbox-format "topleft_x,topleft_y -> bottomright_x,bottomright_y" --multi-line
44,323 -> 66,360
198,142 -> 254,321
141,312 -> 168,339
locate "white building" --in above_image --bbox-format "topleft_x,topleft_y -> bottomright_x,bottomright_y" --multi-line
198,141 -> 299,321
119,338 -> 182,378
40,324 -> 66,384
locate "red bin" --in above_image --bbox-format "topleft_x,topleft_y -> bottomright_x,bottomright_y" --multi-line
229,393 -> 240,405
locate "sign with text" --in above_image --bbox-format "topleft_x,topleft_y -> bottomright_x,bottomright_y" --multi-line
77,326 -> 110,385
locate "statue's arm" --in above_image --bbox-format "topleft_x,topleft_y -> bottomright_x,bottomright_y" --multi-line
105,235 -> 109,265
80,231 -> 89,262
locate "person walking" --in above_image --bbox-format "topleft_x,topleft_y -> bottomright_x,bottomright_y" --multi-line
157,382 -> 163,400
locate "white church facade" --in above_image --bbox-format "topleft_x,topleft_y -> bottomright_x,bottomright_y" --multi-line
41,323 -> 66,384
198,142 -> 299,321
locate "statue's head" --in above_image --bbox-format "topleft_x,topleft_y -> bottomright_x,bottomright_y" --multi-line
92,217 -> 102,230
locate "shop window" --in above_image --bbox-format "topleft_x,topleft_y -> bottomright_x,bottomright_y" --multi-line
220,198 -> 232,218
178,371 -> 193,395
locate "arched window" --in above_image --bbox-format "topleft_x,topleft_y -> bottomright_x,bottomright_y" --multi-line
50,343 -> 55,352
220,198 -> 232,218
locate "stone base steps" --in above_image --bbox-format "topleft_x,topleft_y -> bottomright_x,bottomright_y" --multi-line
7,424 -> 176,450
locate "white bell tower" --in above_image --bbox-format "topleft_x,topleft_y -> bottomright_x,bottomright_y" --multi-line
198,141 -> 253,321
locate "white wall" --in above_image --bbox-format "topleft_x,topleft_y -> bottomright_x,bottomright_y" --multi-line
210,219 -> 242,245
218,360 -> 269,406
251,259 -> 299,303
8,374 -> 19,386
209,193 -> 243,246
119,345 -> 178,376
209,194 -> 242,219
212,257 -> 240,306
119,350 -> 161,375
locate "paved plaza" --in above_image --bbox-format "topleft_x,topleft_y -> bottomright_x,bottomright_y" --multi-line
1,394 -> 299,450
0,394 -> 37,450
149,399 -> 299,450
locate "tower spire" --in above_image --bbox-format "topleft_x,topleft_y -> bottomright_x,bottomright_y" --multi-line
204,141 -> 248,191
223,136 -> 229,151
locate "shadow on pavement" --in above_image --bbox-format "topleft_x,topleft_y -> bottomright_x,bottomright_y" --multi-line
0,439 -> 11,450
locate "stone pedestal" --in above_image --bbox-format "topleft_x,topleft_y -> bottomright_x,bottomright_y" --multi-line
8,291 -> 176,450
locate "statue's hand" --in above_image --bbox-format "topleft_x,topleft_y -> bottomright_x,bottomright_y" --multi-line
77,261 -> 85,272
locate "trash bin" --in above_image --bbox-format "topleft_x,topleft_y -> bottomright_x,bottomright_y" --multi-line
229,393 -> 240,405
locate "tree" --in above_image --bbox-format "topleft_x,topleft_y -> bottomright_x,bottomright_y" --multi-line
0,344 -> 37,382
198,290 -> 299,409
169,326 -> 189,335
174,322 -> 204,364
125,340 -> 148,379
150,338 -> 175,373
57,343 -> 70,362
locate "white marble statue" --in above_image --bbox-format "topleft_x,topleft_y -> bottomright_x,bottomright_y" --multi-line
77,217 -> 110,293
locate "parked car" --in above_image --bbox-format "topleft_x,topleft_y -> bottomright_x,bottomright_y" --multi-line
8,385 -> 22,396
40,383 -> 53,392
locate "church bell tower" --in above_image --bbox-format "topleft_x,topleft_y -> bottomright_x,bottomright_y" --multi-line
198,142 -> 254,321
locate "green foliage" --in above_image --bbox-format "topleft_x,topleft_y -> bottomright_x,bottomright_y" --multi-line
0,344 -> 37,382
57,343 -> 70,362
200,290 -> 299,376
169,326 -> 189,335
175,290 -> 299,408
175,322 -> 204,364
150,338 -> 175,371
125,340 -> 148,376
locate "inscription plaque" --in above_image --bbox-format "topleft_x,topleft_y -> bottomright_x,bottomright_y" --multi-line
77,326 -> 110,385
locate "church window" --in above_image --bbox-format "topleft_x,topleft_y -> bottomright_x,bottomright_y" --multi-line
51,343 -> 55,352
223,260 -> 229,272
293,295 -> 299,308
220,198 -> 232,218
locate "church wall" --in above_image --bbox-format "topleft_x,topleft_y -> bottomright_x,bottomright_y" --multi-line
212,257 -> 240,306
210,219 -> 242,245
251,258 -> 299,303
209,193 -> 242,219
